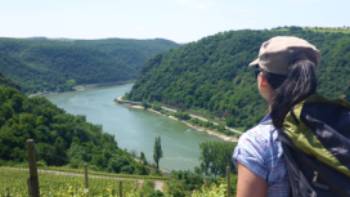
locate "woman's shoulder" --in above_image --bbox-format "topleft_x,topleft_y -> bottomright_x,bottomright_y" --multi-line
233,116 -> 284,180
240,117 -> 279,149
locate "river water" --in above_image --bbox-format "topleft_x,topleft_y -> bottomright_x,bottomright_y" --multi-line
46,83 -> 221,172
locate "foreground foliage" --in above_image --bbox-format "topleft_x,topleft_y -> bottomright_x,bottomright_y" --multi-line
0,167 -> 159,197
191,182 -> 234,197
199,141 -> 236,177
167,170 -> 237,197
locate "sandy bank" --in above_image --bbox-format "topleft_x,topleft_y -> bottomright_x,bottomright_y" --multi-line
116,97 -> 238,142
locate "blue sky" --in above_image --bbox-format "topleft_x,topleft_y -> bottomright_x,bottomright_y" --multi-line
0,0 -> 349,43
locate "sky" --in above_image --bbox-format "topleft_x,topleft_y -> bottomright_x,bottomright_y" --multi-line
0,0 -> 349,43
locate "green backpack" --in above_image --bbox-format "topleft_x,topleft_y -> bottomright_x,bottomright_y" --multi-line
279,94 -> 350,197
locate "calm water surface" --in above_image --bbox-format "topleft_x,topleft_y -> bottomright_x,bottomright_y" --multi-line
46,84 -> 220,171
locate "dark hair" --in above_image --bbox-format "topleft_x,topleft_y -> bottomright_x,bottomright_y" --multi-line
264,58 -> 318,128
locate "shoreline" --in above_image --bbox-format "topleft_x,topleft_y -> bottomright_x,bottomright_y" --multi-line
29,80 -> 134,97
115,96 -> 239,142
72,80 -> 134,91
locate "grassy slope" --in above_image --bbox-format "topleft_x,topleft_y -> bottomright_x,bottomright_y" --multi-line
0,167 -> 164,196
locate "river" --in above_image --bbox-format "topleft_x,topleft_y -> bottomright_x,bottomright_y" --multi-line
46,83 -> 221,172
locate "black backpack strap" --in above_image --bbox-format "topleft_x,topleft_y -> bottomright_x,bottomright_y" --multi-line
279,127 -> 350,197
278,130 -> 317,197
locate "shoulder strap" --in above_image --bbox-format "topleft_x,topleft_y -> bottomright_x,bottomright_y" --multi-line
282,95 -> 350,177
280,95 -> 350,196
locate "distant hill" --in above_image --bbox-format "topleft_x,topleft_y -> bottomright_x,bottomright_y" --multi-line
0,77 -> 148,174
127,27 -> 350,129
0,37 -> 179,93
0,73 -> 19,90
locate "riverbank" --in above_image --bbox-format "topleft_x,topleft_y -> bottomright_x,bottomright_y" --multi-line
72,80 -> 135,92
115,96 -> 240,142
29,80 -> 135,97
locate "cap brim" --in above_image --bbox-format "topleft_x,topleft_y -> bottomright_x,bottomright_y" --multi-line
248,58 -> 259,67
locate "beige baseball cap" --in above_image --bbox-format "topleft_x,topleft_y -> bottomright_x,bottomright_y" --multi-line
249,36 -> 320,75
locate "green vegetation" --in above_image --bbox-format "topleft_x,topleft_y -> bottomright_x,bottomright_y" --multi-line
0,166 -> 235,196
0,32 -> 239,195
0,37 -> 178,93
147,102 -> 237,135
140,152 -> 148,165
165,141 -> 237,196
0,167 -> 161,196
127,27 -> 350,129
29,165 -> 167,181
153,136 -> 163,171
0,77 -> 236,195
304,26 -> 350,34
188,118 -> 233,136
0,73 -> 19,90
191,179 -> 237,197
199,141 -> 235,177
167,170 -> 205,196
167,169 -> 237,197
0,84 -> 148,174
174,111 -> 191,120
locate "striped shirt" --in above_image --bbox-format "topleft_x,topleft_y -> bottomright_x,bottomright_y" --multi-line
232,115 -> 290,197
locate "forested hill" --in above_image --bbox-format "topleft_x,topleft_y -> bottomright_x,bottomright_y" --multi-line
0,73 -> 19,90
0,77 -> 148,174
0,37 -> 178,93
127,27 -> 350,129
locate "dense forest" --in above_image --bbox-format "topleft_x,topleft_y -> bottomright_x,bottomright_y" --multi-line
0,73 -> 19,90
0,76 -> 148,174
0,37 -> 178,93
127,27 -> 350,129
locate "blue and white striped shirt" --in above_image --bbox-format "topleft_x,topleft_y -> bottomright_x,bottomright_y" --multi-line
233,115 -> 290,197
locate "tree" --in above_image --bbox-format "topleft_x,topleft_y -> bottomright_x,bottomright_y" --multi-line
142,101 -> 150,110
153,136 -> 163,171
140,152 -> 148,165
199,141 -> 235,177
174,111 -> 190,120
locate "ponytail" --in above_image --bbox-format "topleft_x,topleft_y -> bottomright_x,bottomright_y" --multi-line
267,59 -> 318,128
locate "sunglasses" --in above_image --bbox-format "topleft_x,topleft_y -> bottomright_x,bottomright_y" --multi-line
253,66 -> 264,78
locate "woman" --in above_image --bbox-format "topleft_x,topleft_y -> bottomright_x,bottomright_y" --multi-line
233,36 -> 320,197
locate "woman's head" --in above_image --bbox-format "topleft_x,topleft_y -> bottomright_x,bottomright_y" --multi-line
249,36 -> 320,128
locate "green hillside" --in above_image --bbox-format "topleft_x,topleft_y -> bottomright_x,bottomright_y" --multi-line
127,27 -> 350,129
0,37 -> 178,93
0,73 -> 19,90
0,80 -> 148,174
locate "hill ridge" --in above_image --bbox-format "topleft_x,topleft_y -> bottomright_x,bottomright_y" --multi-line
0,37 -> 179,93
127,27 -> 350,129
